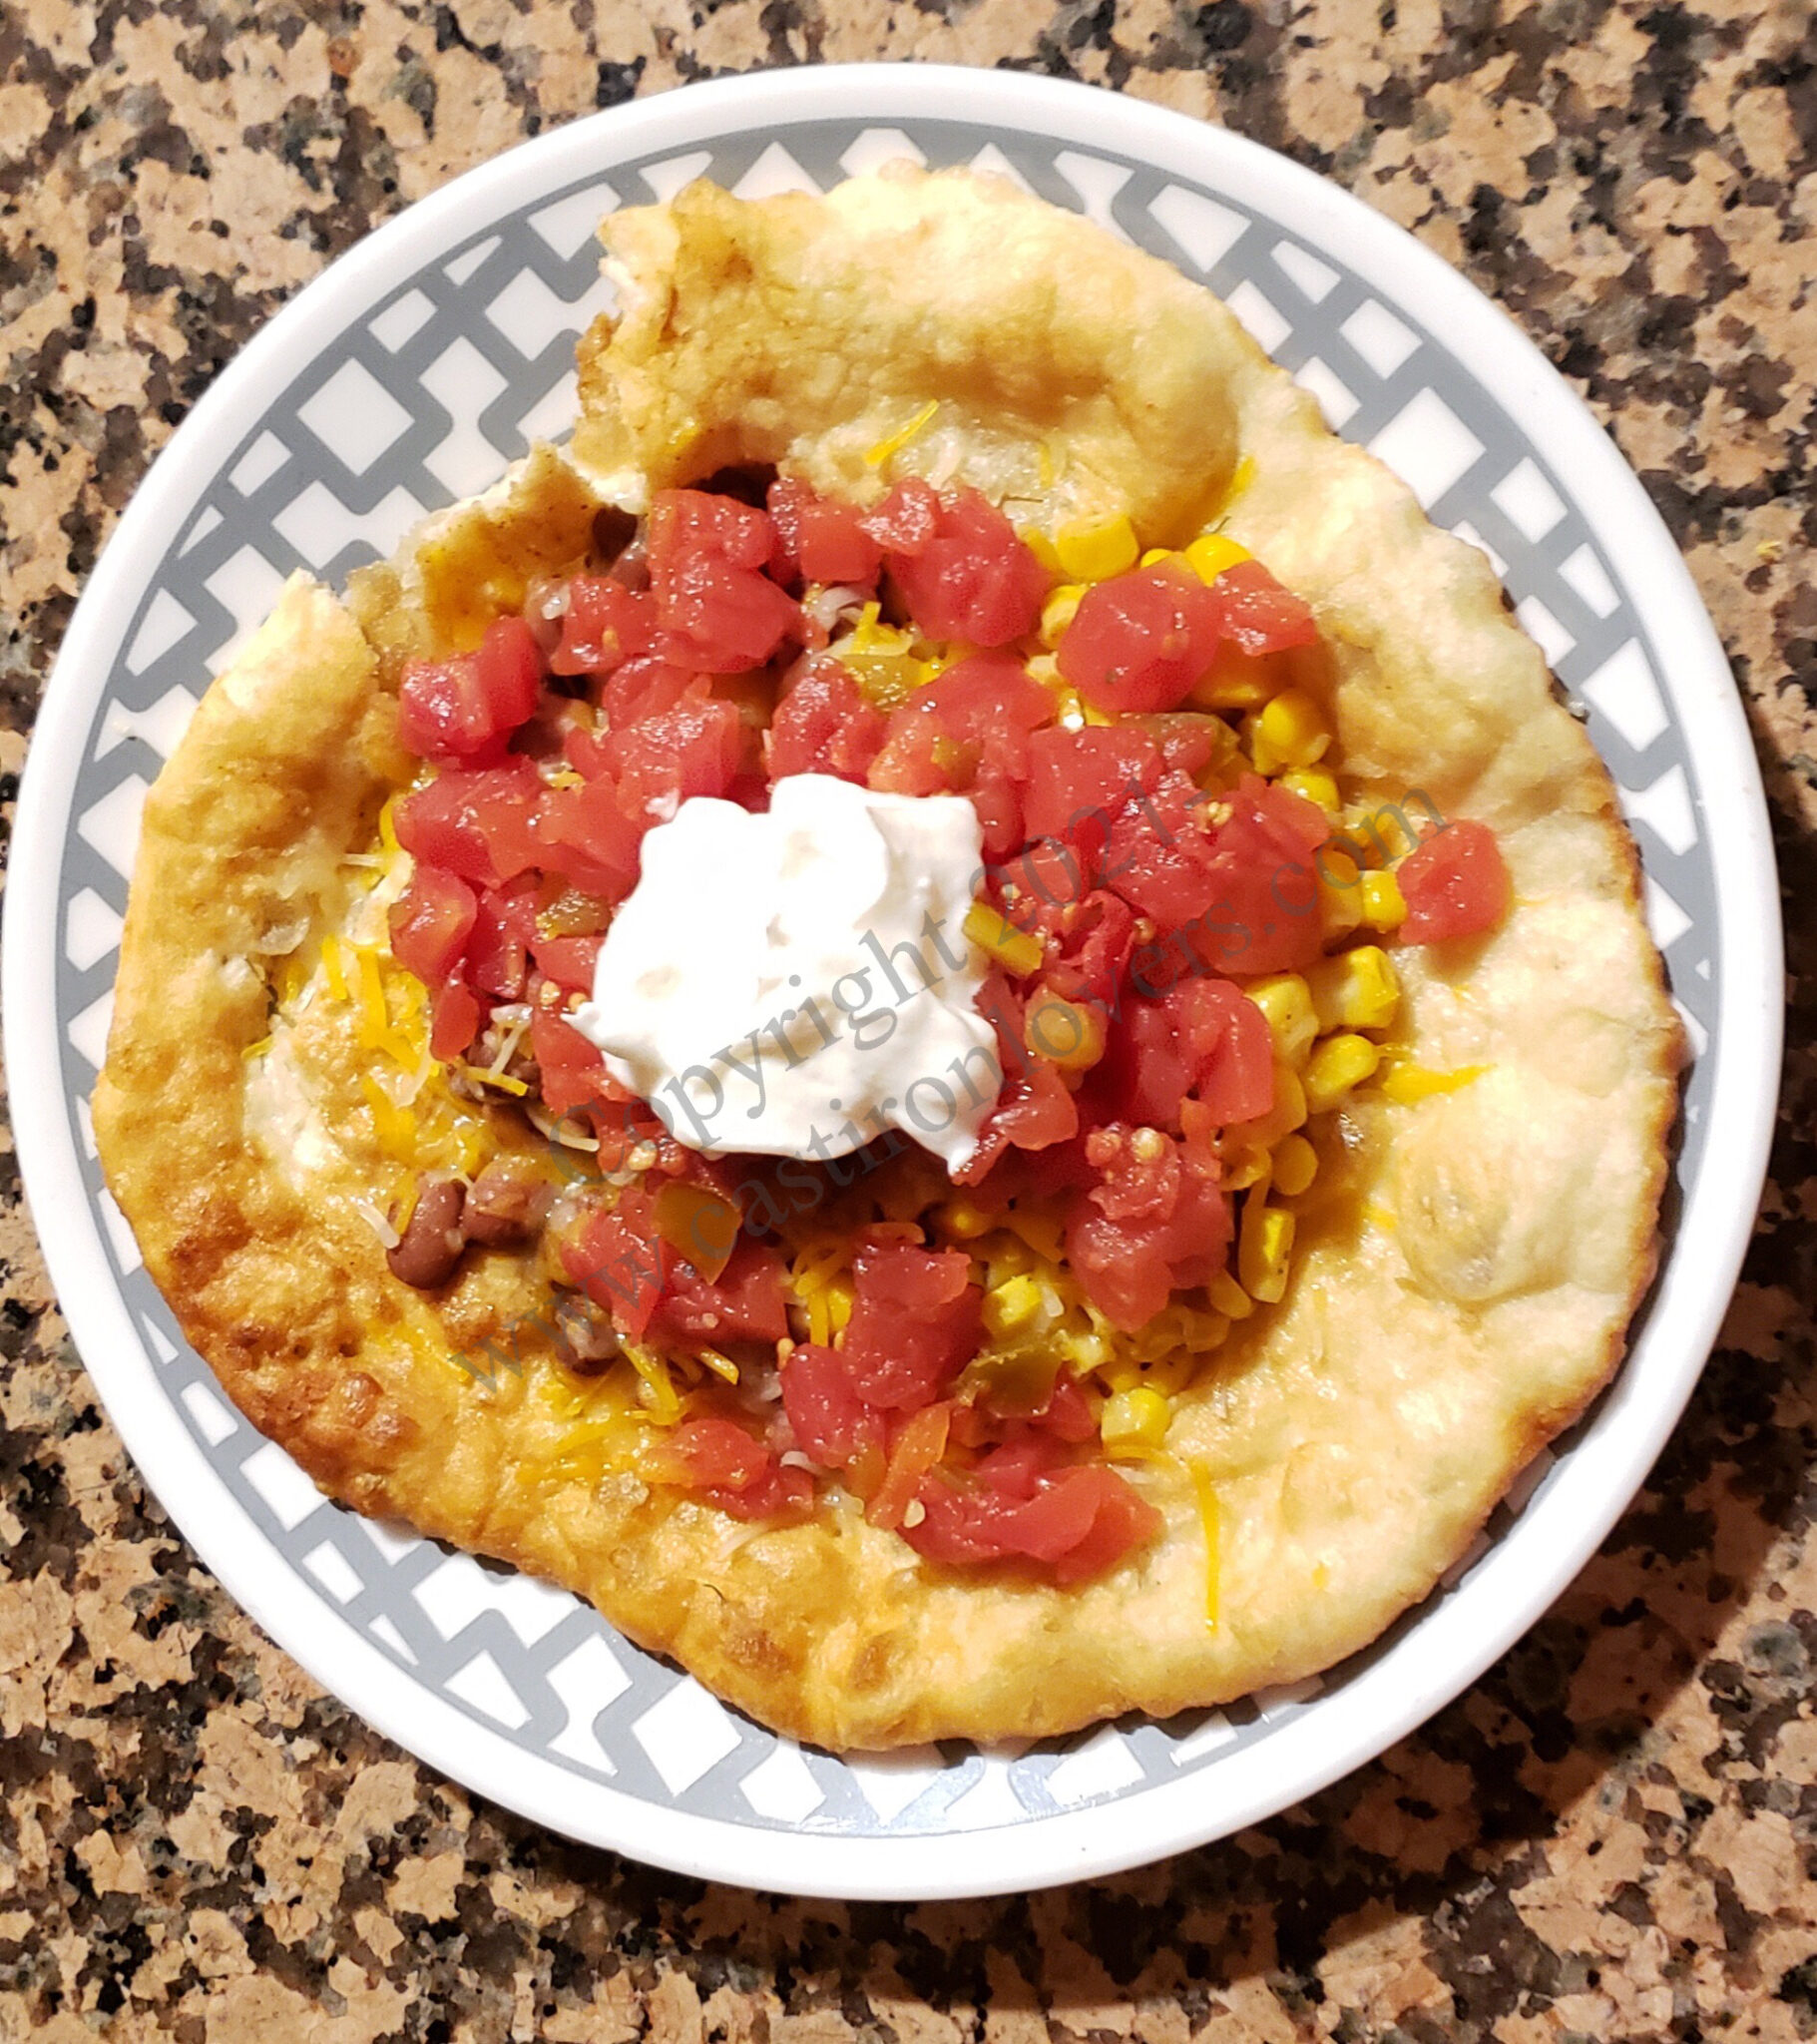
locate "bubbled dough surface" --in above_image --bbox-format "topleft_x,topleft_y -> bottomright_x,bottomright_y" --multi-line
96,169 -> 1681,1751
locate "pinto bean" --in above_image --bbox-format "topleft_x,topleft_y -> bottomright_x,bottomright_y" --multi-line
463,1158 -> 553,1247
387,1177 -> 466,1288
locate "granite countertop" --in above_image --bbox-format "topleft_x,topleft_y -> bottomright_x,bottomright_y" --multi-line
2,1 -> 1813,2035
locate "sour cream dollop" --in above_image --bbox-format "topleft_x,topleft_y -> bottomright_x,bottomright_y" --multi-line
570,773 -> 1003,1170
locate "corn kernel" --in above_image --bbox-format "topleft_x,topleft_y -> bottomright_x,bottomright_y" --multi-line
1055,514 -> 1138,583
938,1198 -> 994,1240
1245,688 -> 1331,774
1242,1061 -> 1309,1148
1218,1145 -> 1271,1191
1245,975 -> 1317,1066
1025,990 -> 1108,1071
1281,766 -> 1340,813
1360,868 -> 1408,930
1039,583 -> 1086,649
1184,532 -> 1252,583
1380,1061 -> 1487,1105
1207,1269 -> 1255,1320
1238,1198 -> 1295,1303
1307,945 -> 1401,1032
964,899 -> 1044,976
1271,1132 -> 1318,1197
1004,1204 -> 1067,1265
1303,1032 -> 1382,1113
983,1274 -> 1045,1340
1020,526 -> 1065,576
1318,849 -> 1364,939
1190,646 -> 1284,711
1102,1385 -> 1172,1450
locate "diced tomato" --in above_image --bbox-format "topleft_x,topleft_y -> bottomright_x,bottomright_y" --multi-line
652,1417 -> 813,1522
560,1194 -> 671,1339
1139,712 -> 1228,781
1068,1125 -> 1233,1330
530,931 -> 603,995
857,476 -> 941,553
550,576 -> 656,677
608,695 -> 745,822
955,1060 -> 1078,1188
388,867 -> 477,987
1099,770 -> 1224,932
765,659 -> 887,782
1032,1372 -> 1100,1444
531,776 -> 644,902
1057,563 -> 1224,715
867,651 -> 1054,858
781,1342 -> 884,1468
1021,725 -> 1163,847
651,1236 -> 790,1346
839,1239 -> 982,1409
1103,771 -> 1331,975
655,1415 -> 768,1491
903,1461 -> 1161,1583
1104,991 -> 1193,1133
429,977 -> 482,1061
529,1004 -> 613,1118
465,878 -> 538,1002
599,655 -> 696,732
394,759 -> 544,889
1206,559 -> 1320,656
397,616 -> 544,762
1183,978 -> 1276,1124
648,488 -> 799,672
1043,1466 -> 1165,1584
1396,818 -> 1511,943
768,478 -> 885,587
875,483 -> 1050,648
1109,976 -> 1275,1132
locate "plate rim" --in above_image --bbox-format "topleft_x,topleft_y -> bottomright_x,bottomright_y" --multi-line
3,62 -> 1782,1899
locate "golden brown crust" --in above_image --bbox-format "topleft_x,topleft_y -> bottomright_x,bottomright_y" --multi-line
97,168 -> 1683,1750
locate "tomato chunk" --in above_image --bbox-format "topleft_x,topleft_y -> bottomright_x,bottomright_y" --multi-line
873,482 -> 1050,648
651,1235 -> 790,1346
529,1006 -> 613,1118
1058,563 -> 1223,715
1068,1125 -> 1233,1330
867,651 -> 1054,858
839,1239 -> 982,1409
648,488 -> 799,672
458,879 -> 533,1002
398,616 -> 544,762
560,1198 -> 671,1340
388,867 -> 477,986
1396,819 -> 1511,943
781,1342 -> 884,1468
765,659 -> 887,782
1206,559 -> 1320,656
903,1461 -> 1161,1583
1021,725 -> 1163,847
768,478 -> 885,587
1109,976 -> 1275,1133
652,1418 -> 813,1522
608,694 -> 745,821
550,576 -> 656,677
394,760 -> 544,890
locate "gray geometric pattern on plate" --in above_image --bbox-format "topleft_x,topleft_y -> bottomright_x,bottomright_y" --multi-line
55,116 -> 1714,1839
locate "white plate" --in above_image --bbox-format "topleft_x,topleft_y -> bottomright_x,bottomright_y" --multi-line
4,65 -> 1780,1899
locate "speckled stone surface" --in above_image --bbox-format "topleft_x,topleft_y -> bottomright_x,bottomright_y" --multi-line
1,1 -> 1813,2036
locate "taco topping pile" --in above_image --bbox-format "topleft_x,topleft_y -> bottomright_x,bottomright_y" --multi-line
271,468 -> 1509,1585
